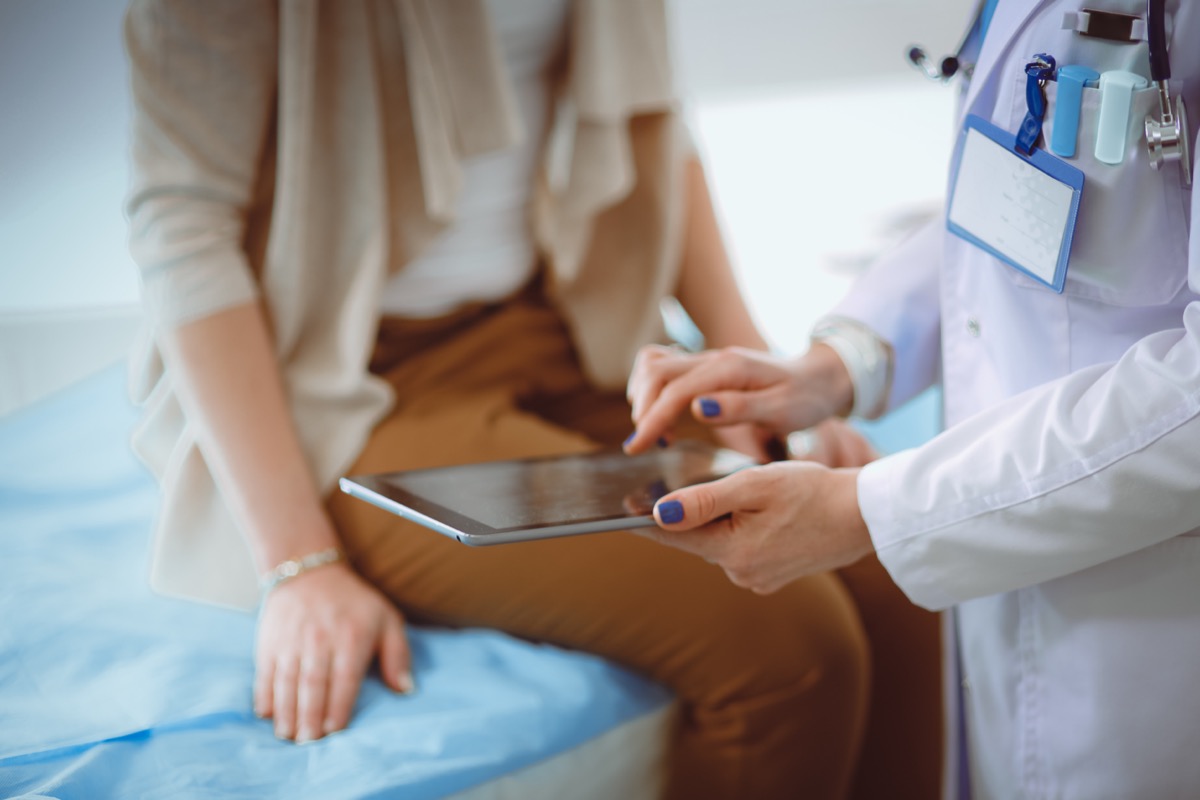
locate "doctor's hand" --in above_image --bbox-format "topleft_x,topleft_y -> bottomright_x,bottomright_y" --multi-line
639,461 -> 874,595
255,563 -> 411,742
623,343 -> 854,455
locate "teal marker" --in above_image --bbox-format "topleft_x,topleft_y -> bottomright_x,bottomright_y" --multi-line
1050,65 -> 1100,158
1096,70 -> 1148,164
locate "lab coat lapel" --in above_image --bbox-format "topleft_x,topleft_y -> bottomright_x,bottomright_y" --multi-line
961,0 -> 1055,119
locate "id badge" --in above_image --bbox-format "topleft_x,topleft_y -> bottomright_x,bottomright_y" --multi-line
947,114 -> 1084,293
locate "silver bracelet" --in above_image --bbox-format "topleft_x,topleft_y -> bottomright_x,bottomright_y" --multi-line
260,547 -> 344,593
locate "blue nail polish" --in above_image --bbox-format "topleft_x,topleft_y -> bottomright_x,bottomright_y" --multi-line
699,398 -> 721,418
657,437 -> 669,449
623,432 -> 636,447
658,500 -> 684,524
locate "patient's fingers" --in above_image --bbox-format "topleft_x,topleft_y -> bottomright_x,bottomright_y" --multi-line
273,654 -> 300,740
295,647 -> 332,743
377,612 -> 413,696
254,652 -> 276,719
324,650 -> 364,736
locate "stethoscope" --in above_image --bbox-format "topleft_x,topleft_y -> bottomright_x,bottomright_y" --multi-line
905,0 -> 986,83
908,0 -> 1191,186
1144,0 -> 1190,185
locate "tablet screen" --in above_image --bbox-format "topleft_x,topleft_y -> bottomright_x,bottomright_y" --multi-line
342,441 -> 755,541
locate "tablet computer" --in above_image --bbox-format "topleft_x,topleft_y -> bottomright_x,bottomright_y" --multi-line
338,440 -> 756,546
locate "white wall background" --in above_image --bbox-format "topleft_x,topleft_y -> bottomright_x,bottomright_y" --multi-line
0,0 -> 972,413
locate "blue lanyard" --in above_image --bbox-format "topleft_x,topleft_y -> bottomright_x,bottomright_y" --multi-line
980,0 -> 1000,43
1017,54 -> 1057,154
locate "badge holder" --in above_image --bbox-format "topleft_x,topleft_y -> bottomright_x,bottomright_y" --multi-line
947,55 -> 1084,293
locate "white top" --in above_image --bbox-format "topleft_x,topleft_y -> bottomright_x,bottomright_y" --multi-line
380,0 -> 571,318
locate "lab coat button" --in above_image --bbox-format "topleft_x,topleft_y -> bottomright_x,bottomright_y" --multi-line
961,678 -> 971,693
966,317 -> 981,338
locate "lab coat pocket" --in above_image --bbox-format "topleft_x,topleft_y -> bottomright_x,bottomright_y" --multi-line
1004,79 -> 1190,306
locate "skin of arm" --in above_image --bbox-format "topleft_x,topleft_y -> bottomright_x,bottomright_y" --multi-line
160,301 -> 410,743
673,156 -> 769,352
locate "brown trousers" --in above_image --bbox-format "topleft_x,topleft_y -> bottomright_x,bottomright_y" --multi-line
326,286 -> 941,799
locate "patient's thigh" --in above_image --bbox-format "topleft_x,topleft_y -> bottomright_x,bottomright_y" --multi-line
327,389 -> 864,704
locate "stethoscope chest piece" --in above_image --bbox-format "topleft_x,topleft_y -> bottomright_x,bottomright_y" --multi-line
1145,90 -> 1191,187
1143,0 -> 1192,187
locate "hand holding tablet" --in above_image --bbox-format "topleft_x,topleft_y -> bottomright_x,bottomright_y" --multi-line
339,440 -> 755,545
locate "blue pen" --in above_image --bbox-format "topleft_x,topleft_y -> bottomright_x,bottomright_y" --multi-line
1050,65 -> 1100,158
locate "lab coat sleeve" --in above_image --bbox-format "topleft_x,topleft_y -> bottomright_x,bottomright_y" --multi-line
860,186 -> 1200,610
827,218 -> 943,411
124,0 -> 277,329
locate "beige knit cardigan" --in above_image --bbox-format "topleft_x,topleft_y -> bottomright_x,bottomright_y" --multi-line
124,0 -> 690,610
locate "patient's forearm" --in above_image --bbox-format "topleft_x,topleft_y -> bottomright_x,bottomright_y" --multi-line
674,157 -> 769,352
158,302 -> 341,573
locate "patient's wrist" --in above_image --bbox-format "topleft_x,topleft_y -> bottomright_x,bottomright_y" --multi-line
260,547 -> 346,593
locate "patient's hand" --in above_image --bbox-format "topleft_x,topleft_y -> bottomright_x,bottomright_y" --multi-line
254,563 -> 411,742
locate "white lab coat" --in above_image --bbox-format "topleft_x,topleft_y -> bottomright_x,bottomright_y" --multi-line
834,1 -> 1200,797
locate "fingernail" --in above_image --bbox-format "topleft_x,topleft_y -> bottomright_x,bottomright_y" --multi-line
657,500 -> 684,524
397,671 -> 416,695
623,432 -> 636,447
323,719 -> 337,735
275,726 -> 291,740
699,398 -> 721,418
295,728 -> 315,744
656,437 -> 669,449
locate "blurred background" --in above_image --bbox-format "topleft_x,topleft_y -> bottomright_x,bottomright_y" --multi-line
0,0 -> 972,420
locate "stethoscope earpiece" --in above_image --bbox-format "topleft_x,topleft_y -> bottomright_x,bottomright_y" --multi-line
905,46 -> 964,82
907,0 -> 983,84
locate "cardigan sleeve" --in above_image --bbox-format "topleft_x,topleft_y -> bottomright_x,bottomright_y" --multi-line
124,0 -> 277,329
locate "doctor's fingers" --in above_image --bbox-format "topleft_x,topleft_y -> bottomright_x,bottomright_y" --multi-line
627,345 -> 696,421
801,419 -> 880,469
627,351 -> 786,453
653,467 -> 773,531
685,384 -> 808,435
637,512 -> 738,564
647,478 -> 791,594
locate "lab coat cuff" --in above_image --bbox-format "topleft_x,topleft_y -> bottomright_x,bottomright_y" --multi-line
858,454 -> 958,611
811,316 -> 894,419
